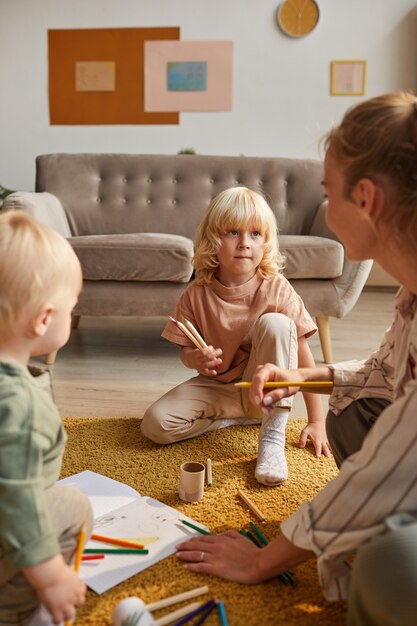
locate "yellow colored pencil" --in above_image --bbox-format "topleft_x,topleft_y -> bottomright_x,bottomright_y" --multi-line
65,527 -> 86,626
235,381 -> 333,389
238,489 -> 267,523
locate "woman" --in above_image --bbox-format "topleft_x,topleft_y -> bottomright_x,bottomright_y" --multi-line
176,92 -> 417,626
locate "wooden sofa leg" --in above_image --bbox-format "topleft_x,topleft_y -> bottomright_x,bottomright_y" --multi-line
44,316 -> 79,365
316,315 -> 333,364
71,315 -> 80,329
45,350 -> 58,365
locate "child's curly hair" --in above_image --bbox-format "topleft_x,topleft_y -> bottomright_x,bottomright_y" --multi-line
193,186 -> 285,285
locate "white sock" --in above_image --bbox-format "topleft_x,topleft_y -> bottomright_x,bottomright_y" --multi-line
210,416 -> 261,431
255,409 -> 289,486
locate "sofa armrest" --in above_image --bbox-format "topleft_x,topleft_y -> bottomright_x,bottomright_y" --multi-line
308,200 -> 339,241
3,191 -> 72,238
306,200 -> 373,317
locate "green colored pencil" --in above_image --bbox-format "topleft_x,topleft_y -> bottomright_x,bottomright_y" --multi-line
181,519 -> 211,535
240,528 -> 262,548
248,522 -> 296,585
83,548 -> 149,554
249,521 -> 269,546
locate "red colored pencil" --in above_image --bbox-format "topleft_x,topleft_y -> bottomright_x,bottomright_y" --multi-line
81,553 -> 105,561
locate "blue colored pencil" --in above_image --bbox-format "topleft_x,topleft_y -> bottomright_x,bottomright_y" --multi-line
193,600 -> 217,626
217,600 -> 228,626
171,599 -> 216,626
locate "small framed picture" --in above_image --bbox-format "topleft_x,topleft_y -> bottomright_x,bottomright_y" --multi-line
330,60 -> 366,96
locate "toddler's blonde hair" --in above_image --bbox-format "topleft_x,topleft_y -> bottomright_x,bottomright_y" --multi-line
0,211 -> 82,332
193,186 -> 284,285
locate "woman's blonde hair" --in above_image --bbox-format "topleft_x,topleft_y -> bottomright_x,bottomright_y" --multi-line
0,211 -> 82,332
193,186 -> 284,284
324,92 -> 417,243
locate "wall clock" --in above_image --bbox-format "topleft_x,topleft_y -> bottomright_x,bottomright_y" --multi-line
277,0 -> 320,38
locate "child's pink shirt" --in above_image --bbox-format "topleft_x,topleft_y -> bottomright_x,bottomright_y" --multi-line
162,273 -> 317,383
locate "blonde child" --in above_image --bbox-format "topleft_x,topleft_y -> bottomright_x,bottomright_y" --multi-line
0,211 -> 93,626
141,187 -> 330,486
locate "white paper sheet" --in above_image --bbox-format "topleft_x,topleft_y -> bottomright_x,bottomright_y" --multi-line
58,471 -> 208,594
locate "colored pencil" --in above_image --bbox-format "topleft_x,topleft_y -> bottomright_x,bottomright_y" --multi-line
155,602 -> 201,626
247,530 -> 262,547
184,319 -> 208,349
241,527 -> 292,585
248,522 -> 296,585
181,519 -> 211,535
146,585 -> 209,612
193,600 -> 217,626
235,381 -> 333,389
169,600 -> 216,626
83,548 -> 149,554
90,533 -> 144,549
217,600 -> 228,626
249,521 -> 268,546
65,527 -> 86,626
238,489 -> 267,523
206,458 -> 213,486
81,553 -> 105,561
169,316 -> 205,350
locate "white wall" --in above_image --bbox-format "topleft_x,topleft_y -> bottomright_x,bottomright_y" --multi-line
1,0 -> 417,190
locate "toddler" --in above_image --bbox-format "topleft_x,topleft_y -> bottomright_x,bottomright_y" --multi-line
0,211 -> 93,626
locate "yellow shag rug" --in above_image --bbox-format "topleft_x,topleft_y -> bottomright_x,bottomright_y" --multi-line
61,418 -> 346,626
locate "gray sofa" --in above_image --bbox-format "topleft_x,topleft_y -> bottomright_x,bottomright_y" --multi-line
4,153 -> 373,364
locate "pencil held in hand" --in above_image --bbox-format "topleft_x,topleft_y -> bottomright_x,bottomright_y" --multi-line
168,316 -> 207,350
64,527 -> 86,626
235,381 -> 333,389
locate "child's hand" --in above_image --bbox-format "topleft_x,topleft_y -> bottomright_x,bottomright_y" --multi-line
39,566 -> 86,624
298,421 -> 332,458
23,554 -> 86,624
194,346 -> 223,376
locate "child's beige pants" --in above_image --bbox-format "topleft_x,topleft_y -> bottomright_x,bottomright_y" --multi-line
141,313 -> 298,444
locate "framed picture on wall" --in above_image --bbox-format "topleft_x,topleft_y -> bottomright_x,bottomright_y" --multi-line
330,60 -> 366,96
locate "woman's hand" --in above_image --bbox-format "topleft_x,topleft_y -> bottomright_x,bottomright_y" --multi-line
249,364 -> 303,410
176,530 -> 313,584
249,363 -> 333,412
176,531 -> 265,583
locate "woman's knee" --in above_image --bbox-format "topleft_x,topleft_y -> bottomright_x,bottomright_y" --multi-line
349,518 -> 417,625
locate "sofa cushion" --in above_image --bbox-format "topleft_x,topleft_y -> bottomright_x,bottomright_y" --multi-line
69,233 -> 194,283
280,235 -> 344,280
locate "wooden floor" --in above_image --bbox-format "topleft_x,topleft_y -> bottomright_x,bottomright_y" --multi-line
35,288 -> 397,419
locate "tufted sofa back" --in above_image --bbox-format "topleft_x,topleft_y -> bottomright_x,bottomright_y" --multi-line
35,153 -> 325,239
